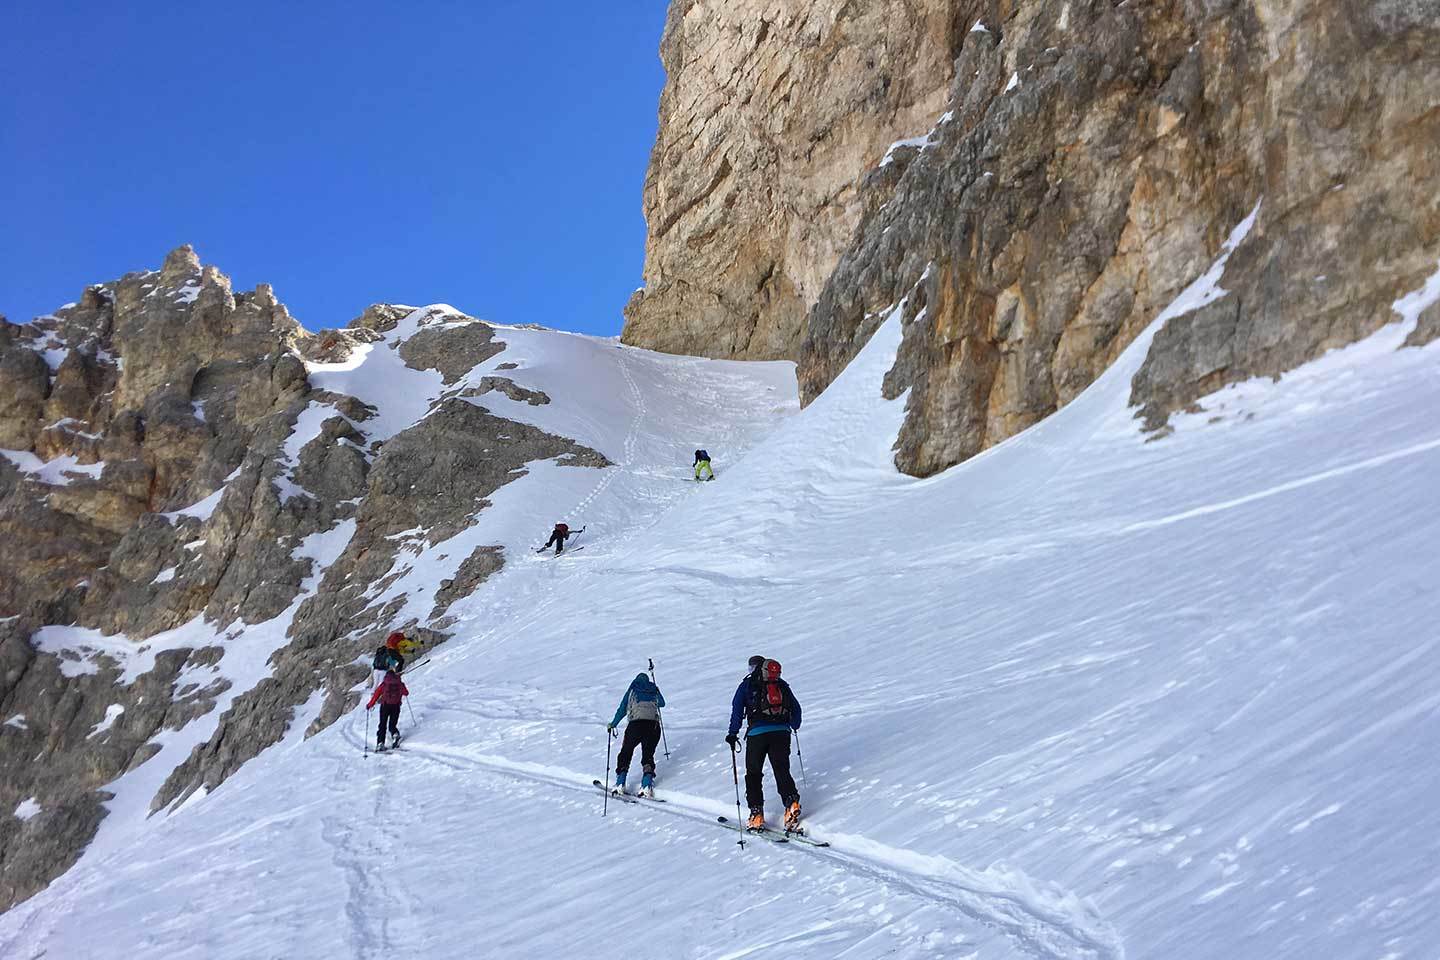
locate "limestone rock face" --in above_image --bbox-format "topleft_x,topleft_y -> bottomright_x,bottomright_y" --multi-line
633,0 -> 1439,476
801,0 -> 1440,474
0,255 -> 613,909
621,0 -> 967,361
0,248 -> 312,907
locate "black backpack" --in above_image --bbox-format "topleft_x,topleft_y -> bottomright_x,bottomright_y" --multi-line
373,646 -> 401,672
745,665 -> 792,727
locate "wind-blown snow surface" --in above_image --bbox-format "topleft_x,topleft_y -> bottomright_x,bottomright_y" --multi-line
5,243 -> 1440,959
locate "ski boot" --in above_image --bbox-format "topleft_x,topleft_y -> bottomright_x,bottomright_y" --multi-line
375,740 -> 387,753
639,773 -> 655,798
613,771 -> 628,795
391,734 -> 402,749
783,801 -> 803,834
746,809 -> 765,832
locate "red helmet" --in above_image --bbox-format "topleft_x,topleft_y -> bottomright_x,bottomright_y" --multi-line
386,631 -> 404,649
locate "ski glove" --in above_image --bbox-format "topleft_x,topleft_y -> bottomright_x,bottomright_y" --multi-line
725,733 -> 739,748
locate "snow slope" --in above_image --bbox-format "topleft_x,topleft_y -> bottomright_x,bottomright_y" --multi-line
3,234 -> 1438,959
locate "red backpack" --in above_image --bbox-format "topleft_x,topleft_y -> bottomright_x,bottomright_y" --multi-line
745,659 -> 791,726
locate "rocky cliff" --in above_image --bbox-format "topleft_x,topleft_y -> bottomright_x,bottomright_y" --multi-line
626,0 -> 1440,475
621,0 -> 967,360
0,249 -> 607,908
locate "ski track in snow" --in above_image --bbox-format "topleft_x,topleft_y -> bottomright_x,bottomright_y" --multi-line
317,741 -> 425,960
340,728 -> 1121,960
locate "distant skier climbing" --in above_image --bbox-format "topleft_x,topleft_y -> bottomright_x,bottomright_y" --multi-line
694,449 -> 714,482
371,631 -> 406,683
538,522 -> 584,555
608,672 -> 666,797
366,667 -> 409,751
394,632 -> 423,660
726,656 -> 803,832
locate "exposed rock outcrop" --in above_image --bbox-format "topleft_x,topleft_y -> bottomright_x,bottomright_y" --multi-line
622,0 -> 967,361
630,0 -> 1440,476
0,252 -> 612,909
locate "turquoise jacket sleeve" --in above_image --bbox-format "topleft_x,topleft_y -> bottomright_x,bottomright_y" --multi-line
610,688 -> 630,728
657,688 -> 666,709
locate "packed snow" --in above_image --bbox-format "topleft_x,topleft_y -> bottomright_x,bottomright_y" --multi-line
87,705 -> 125,739
0,450 -> 104,486
3,224 -> 1438,959
43,417 -> 102,440
879,109 -> 954,168
13,799 -> 41,822
161,467 -> 241,522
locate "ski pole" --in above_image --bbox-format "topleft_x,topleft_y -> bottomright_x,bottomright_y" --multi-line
603,727 -> 615,818
406,699 -> 417,727
729,741 -> 746,849
795,729 -> 807,790
364,707 -> 371,757
647,658 -> 671,759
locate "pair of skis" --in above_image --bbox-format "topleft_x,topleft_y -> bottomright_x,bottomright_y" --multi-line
592,779 -> 828,847
593,779 -> 665,804
716,815 -> 830,847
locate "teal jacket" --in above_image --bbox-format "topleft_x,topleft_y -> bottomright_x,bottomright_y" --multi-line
611,673 -> 666,727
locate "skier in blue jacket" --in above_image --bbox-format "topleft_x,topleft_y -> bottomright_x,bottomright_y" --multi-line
608,673 -> 666,797
726,656 -> 802,832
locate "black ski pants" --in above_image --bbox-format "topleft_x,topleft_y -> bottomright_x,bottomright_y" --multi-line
543,531 -> 569,554
377,703 -> 400,744
744,730 -> 799,812
616,719 -> 661,776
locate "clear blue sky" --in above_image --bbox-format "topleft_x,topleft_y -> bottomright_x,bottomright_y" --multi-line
0,2 -> 668,336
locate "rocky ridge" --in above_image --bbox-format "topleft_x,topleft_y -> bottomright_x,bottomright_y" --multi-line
0,249 -> 607,908
626,0 -> 1440,476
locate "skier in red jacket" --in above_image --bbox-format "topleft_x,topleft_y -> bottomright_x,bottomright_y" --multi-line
366,668 -> 409,751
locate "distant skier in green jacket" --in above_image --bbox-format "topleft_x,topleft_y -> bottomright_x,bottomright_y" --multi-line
608,673 -> 666,797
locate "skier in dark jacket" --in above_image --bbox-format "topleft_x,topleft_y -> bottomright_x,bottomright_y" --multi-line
366,667 -> 409,751
694,449 -> 714,482
538,522 -> 583,555
607,673 -> 666,797
726,657 -> 802,832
